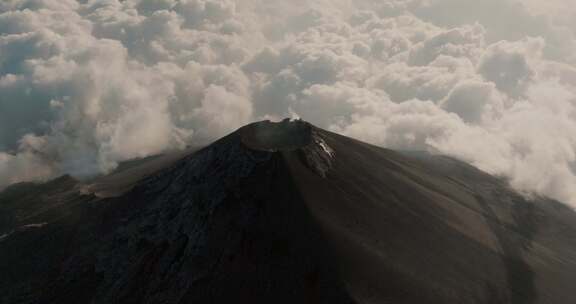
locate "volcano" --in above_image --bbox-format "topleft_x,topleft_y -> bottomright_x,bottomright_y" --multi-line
1,120 -> 576,304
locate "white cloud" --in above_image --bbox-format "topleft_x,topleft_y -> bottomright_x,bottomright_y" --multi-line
407,23 -> 485,66
440,80 -> 502,124
478,38 -> 544,97
368,56 -> 476,103
2,0 -> 576,207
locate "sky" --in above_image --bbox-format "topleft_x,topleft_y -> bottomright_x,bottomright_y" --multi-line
1,0 -> 576,206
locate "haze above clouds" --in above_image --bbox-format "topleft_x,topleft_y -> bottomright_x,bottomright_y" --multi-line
2,0 -> 576,205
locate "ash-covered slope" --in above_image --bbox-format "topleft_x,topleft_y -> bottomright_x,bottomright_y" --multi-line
1,120 -> 576,304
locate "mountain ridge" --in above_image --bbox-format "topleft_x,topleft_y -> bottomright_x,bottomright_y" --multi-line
1,120 -> 576,303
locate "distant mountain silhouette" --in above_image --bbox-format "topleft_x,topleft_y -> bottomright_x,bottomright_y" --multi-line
1,120 -> 576,304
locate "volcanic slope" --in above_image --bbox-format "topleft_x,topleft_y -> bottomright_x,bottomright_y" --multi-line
1,120 -> 576,304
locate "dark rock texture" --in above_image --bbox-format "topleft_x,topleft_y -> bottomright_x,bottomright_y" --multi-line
1,120 -> 576,304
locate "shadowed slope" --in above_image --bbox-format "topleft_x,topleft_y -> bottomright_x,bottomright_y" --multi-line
0,121 -> 354,304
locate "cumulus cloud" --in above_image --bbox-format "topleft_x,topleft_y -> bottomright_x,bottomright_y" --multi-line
2,0 -> 576,206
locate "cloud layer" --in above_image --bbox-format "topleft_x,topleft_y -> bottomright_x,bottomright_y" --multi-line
2,0 -> 576,206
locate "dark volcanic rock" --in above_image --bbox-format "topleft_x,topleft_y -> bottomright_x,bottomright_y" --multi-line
1,120 -> 576,304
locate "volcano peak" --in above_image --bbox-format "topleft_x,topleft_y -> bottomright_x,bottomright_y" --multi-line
238,119 -> 335,177
3,121 -> 576,304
